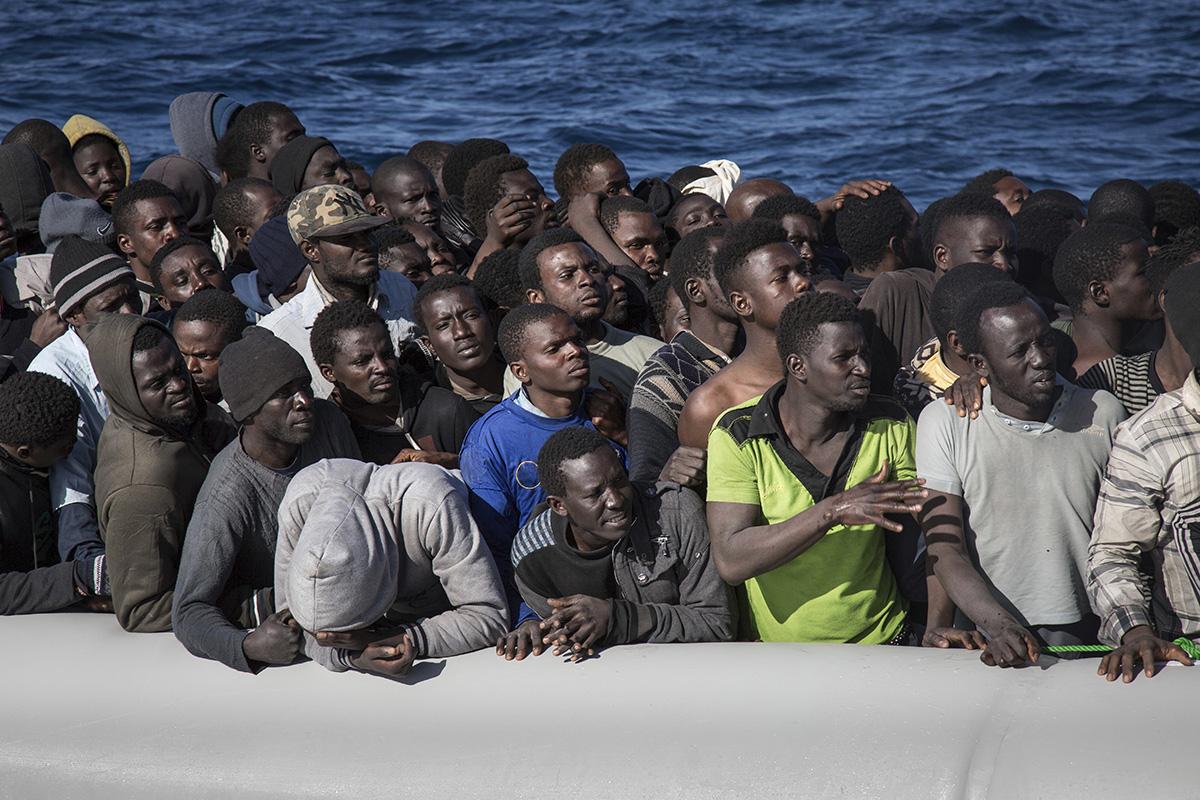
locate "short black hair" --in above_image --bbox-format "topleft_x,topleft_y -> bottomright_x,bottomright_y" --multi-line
957,281 -> 1033,355
148,236 -> 212,290
751,193 -> 821,224
112,180 -> 179,237
0,372 -> 80,447
1146,226 -> 1200,295
441,138 -> 509,198
917,196 -> 952,268
554,143 -> 620,200
213,177 -> 277,240
932,192 -> 1011,243
407,140 -> 454,175
496,302 -> 568,364
370,221 -> 417,254
1052,221 -> 1148,312
3,118 -> 74,163
464,154 -> 530,237
473,248 -> 524,310
668,227 -> 726,310
929,263 -> 1011,343
961,168 -> 1013,196
776,292 -> 861,362
217,101 -> 296,180
1013,202 -> 1077,299
647,279 -> 676,331
1022,189 -> 1085,222
413,273 -> 481,334
1149,181 -> 1200,246
599,195 -> 653,235
1089,179 -> 1154,230
713,219 -> 788,296
834,186 -> 914,269
537,426 -> 616,498
518,227 -> 586,292
310,299 -> 386,367
667,165 -> 716,192
132,322 -> 169,355
173,288 -> 249,341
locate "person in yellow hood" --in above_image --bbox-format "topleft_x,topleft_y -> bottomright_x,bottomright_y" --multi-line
62,114 -> 131,209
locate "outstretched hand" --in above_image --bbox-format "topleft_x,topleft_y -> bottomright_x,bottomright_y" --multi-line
821,462 -> 927,532
1097,626 -> 1194,683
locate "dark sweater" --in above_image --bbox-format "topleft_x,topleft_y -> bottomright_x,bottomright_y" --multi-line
347,378 -> 477,465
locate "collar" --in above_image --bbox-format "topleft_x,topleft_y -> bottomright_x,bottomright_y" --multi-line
1181,372 -> 1200,418
308,271 -> 382,311
985,378 -> 1072,433
673,329 -> 732,365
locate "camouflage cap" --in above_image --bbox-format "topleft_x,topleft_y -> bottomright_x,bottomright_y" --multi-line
286,184 -> 387,245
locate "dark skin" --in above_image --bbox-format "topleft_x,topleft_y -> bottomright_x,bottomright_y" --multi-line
117,196 -> 188,284
779,213 -> 822,270
402,221 -> 460,274
379,241 -> 432,287
240,377 -> 316,469
564,192 -> 638,272
374,164 -> 442,230
155,244 -> 229,309
172,319 -> 236,404
1068,238 -> 1158,379
225,183 -> 282,268
993,176 -> 1031,217
923,300 -> 1059,668
525,242 -> 610,345
1098,625 -> 1193,683
610,210 -> 668,280
62,279 -> 142,329
301,145 -> 355,192
600,263 -> 631,329
1,431 -> 76,471
666,194 -> 727,240
247,111 -> 306,181
241,608 -> 303,667
131,332 -> 198,432
72,136 -> 125,209
932,216 -> 1017,278
725,178 -> 791,223
658,284 -> 689,343
706,321 -> 928,585
847,197 -> 919,278
468,169 -> 558,274
418,286 -> 506,400
298,229 -> 380,303
577,158 -> 633,200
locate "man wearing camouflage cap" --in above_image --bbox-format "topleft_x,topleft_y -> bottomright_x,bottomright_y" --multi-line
258,183 -> 419,398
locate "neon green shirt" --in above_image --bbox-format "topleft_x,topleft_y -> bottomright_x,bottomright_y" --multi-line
706,383 -> 912,643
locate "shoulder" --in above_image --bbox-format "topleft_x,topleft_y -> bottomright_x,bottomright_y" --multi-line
1068,384 -> 1128,426
711,394 -> 760,445
861,268 -> 933,301
377,271 -> 418,303
511,508 -> 556,568
862,395 -> 910,424
257,295 -> 306,332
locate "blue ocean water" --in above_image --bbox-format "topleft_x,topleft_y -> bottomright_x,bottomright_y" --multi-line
2,1 -> 1197,208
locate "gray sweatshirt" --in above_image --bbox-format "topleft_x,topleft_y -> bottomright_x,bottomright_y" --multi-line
171,400 -> 360,672
274,459 -> 508,672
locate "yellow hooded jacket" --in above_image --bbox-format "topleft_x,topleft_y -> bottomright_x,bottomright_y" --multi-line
61,114 -> 132,187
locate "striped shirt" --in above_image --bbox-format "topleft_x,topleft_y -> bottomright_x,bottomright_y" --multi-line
1088,371 -> 1200,646
1077,351 -> 1163,417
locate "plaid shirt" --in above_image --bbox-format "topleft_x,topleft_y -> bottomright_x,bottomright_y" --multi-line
1088,371 -> 1200,645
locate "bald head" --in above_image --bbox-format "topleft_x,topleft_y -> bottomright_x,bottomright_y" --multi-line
725,178 -> 792,223
371,155 -> 442,229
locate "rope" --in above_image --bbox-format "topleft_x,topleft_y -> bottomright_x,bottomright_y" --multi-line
1043,637 -> 1200,659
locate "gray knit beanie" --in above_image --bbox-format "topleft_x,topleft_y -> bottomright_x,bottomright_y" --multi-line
217,327 -> 310,422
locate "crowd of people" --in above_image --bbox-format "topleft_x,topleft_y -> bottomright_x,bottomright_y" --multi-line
2,94 -> 1199,684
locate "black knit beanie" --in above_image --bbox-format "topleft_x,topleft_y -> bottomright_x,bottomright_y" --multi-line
50,234 -> 134,316
1164,260 -> 1200,367
269,136 -> 332,197
217,327 -> 310,422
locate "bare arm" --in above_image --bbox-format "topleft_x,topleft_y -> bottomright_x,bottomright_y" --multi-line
568,192 -> 636,269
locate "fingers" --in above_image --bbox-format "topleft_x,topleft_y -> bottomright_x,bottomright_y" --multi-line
1120,647 -> 1138,683
866,461 -> 889,484
1166,643 -> 1195,667
924,630 -> 950,648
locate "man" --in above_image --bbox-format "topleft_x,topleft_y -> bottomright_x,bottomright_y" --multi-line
172,289 -> 249,409
832,185 -> 920,296
258,183 -> 418,398
1148,181 -> 1200,246
600,195 -> 669,281
677,219 -> 812,449
463,154 -> 557,273
1088,179 -> 1155,233
859,192 -> 1015,393
172,330 -> 359,672
212,177 -> 282,275
750,193 -> 823,275
723,177 -> 791,223
706,293 -> 925,643
402,220 -> 461,275
552,143 -> 633,205
3,118 -> 93,197
461,303 -> 627,614
231,214 -> 309,320
312,300 -> 475,464
140,155 -> 217,240
371,155 -> 443,232
88,315 -> 236,632
147,237 -> 229,313
112,179 -> 188,301
269,136 -> 355,197
29,236 -> 141,567
1052,221 -> 1159,379
215,101 -> 305,182
507,228 -> 661,400
664,192 -> 727,242
1088,261 -> 1200,682
918,282 -> 1125,666
0,372 -> 107,614
407,140 -> 454,201
962,168 -> 1031,216
274,458 -> 508,676
373,224 -> 433,287
414,273 -> 506,417
499,427 -> 734,660
629,228 -> 733,483
439,138 -> 510,254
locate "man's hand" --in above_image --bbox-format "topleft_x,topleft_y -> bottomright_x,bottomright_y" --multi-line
816,179 -> 892,215
541,595 -> 611,661
29,309 -> 67,348
350,633 -> 416,677
658,446 -> 706,487
1098,625 -> 1194,683
314,625 -> 403,652
978,620 -> 1040,667
588,378 -> 627,447
486,194 -> 537,247
241,609 -> 303,666
923,626 -> 987,650
496,619 -> 546,661
567,192 -> 604,230
390,448 -> 459,468
943,373 -> 987,419
819,462 -> 927,532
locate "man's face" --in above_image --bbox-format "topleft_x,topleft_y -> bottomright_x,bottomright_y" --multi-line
551,445 -> 635,545
242,184 -> 284,238
71,279 -> 142,327
600,263 -> 630,328
975,300 -> 1058,410
262,111 -> 306,166
780,213 -> 821,268
612,211 -> 668,280
249,377 -> 316,445
402,222 -> 459,274
302,145 -> 355,192
73,138 -> 125,208
377,168 -> 442,229
935,216 -> 1017,276
532,242 -> 608,324
694,237 -> 737,321
732,242 -> 813,330
499,169 -> 558,244
513,314 -> 590,393
993,176 -> 1031,217
132,331 -> 197,430
121,197 -> 187,268
659,284 -> 690,342
668,194 -> 727,239
312,230 -> 379,288
580,158 -> 632,199
326,323 -> 400,406
1105,239 -> 1158,322
157,244 -> 229,308
8,431 -> 77,471
379,242 -> 432,287
795,321 -> 871,412
420,286 -> 496,374
172,319 -> 235,403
